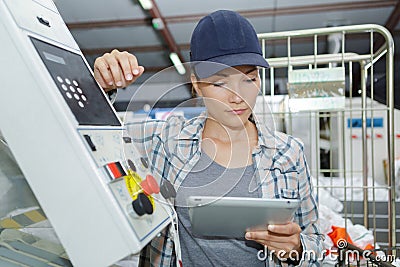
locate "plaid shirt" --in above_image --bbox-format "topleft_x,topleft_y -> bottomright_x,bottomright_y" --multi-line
126,112 -> 324,267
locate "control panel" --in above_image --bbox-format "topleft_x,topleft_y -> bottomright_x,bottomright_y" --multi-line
0,0 -> 174,266
79,128 -> 176,242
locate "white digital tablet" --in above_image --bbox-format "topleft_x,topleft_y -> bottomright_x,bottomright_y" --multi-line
187,196 -> 300,238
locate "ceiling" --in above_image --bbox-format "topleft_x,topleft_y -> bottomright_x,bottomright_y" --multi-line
53,0 -> 400,77
50,0 -> 400,108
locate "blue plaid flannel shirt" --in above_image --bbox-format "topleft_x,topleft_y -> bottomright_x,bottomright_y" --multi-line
125,112 -> 324,267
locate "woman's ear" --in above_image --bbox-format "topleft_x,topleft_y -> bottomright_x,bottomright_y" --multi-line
190,74 -> 203,97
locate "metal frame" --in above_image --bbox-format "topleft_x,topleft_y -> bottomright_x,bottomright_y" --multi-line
257,24 -> 396,257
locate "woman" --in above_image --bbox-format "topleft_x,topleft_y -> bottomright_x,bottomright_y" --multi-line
94,10 -> 323,267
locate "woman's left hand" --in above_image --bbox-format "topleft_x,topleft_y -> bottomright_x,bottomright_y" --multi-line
245,222 -> 303,259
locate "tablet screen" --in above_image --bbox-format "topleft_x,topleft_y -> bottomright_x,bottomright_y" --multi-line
188,196 -> 300,238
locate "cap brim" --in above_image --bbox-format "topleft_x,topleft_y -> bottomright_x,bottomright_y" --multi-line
193,53 -> 269,79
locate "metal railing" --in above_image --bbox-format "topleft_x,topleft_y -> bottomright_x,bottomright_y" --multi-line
257,24 -> 396,258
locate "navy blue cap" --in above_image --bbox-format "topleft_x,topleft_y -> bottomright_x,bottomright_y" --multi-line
190,10 -> 269,78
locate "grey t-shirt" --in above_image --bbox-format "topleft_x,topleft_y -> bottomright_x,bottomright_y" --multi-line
175,152 -> 264,267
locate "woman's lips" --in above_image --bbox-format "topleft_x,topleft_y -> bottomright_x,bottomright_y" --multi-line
229,108 -> 247,115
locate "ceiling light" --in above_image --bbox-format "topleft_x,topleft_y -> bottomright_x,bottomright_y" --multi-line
152,18 -> 164,30
138,0 -> 153,10
169,52 -> 186,75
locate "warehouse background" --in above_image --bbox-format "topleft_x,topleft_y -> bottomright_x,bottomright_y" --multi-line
53,0 -> 400,110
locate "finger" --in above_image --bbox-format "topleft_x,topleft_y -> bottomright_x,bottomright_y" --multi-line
106,56 -> 124,88
249,232 -> 297,244
127,53 -> 140,78
246,231 -> 293,243
94,57 -> 114,88
268,223 -> 301,235
93,68 -> 109,89
116,51 -> 134,81
118,67 -> 128,88
128,65 -> 144,84
137,65 -> 145,77
130,62 -> 145,85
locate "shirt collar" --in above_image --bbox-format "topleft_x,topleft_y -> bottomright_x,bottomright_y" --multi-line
252,113 -> 285,150
176,111 -> 284,150
174,112 -> 207,141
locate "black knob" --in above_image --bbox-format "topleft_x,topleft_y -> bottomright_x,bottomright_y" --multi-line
160,179 -> 177,199
132,193 -> 153,216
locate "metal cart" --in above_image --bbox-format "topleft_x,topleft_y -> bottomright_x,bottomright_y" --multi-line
257,24 -> 397,265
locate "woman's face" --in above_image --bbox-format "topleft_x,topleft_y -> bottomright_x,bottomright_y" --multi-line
192,65 -> 260,129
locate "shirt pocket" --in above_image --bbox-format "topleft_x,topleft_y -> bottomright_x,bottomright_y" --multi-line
280,188 -> 300,199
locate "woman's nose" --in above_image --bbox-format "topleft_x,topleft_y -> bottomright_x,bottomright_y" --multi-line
228,89 -> 243,103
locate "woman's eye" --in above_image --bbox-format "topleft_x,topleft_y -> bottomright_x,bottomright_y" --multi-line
213,82 -> 225,87
245,77 -> 257,83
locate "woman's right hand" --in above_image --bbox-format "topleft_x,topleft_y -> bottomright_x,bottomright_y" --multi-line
94,49 -> 144,92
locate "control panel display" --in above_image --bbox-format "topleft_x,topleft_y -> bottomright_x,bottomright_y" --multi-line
30,37 -> 121,126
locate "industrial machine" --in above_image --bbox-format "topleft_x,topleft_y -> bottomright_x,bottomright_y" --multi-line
0,0 -> 173,266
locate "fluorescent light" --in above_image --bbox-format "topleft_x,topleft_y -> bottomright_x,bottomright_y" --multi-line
169,52 -> 186,75
138,0 -> 153,10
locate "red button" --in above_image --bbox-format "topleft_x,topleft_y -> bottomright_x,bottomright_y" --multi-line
141,174 -> 160,195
